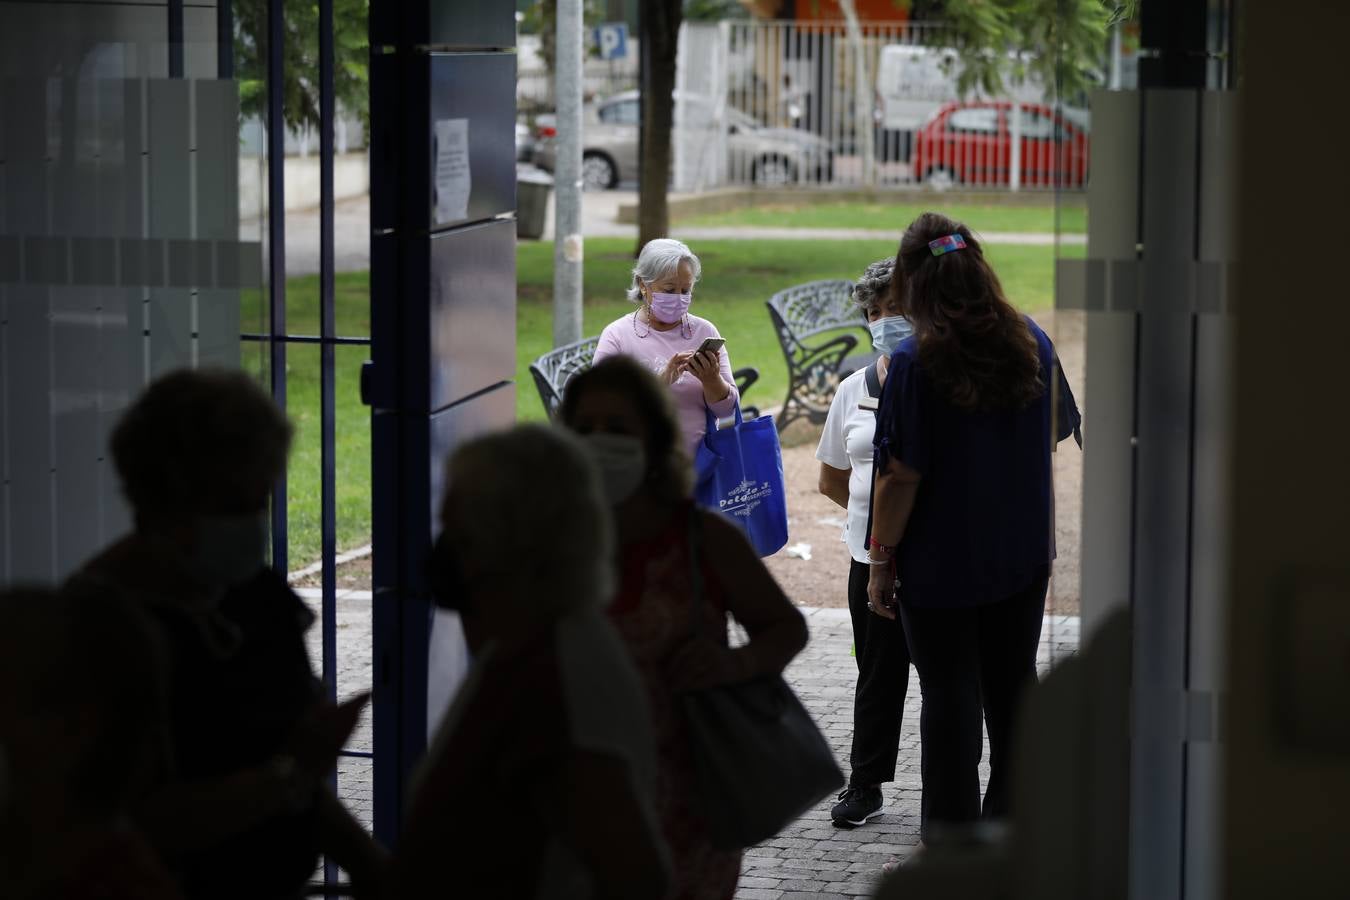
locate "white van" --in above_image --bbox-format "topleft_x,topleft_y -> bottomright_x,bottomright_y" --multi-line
873,44 -> 1045,161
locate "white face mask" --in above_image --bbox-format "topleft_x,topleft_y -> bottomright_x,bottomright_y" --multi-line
582,433 -> 647,505
189,512 -> 269,586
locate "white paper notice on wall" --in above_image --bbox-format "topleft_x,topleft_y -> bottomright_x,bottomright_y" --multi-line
433,118 -> 472,225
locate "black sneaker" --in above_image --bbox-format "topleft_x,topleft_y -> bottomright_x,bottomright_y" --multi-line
831,785 -> 883,827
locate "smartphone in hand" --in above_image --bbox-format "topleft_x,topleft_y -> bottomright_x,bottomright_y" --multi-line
697,337 -> 726,354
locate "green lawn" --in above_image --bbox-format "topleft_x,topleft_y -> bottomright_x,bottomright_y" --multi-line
277,239 -> 1063,566
272,272 -> 373,567
679,200 -> 1087,235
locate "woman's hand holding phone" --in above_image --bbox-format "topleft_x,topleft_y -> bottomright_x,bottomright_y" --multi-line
662,351 -> 695,385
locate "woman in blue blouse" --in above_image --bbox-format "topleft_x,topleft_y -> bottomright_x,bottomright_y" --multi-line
865,213 -> 1080,843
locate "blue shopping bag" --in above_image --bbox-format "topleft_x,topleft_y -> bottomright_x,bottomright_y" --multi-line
693,405 -> 790,558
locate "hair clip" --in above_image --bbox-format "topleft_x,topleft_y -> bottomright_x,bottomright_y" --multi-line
928,234 -> 967,256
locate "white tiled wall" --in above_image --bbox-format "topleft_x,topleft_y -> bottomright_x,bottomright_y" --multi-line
0,1 -> 257,583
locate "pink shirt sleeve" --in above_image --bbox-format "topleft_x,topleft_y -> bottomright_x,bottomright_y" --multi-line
593,319 -> 626,364
708,345 -> 739,418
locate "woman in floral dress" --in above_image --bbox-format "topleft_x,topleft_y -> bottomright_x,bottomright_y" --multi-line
561,355 -> 808,900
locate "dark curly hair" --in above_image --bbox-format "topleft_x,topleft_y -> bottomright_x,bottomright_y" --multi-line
110,368 -> 292,522
559,355 -> 692,501
893,212 -> 1044,411
851,257 -> 898,314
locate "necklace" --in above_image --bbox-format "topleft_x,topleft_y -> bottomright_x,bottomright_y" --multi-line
632,307 -> 692,339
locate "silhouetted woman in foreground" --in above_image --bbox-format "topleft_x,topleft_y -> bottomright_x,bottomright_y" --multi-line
394,423 -> 669,899
72,369 -> 384,899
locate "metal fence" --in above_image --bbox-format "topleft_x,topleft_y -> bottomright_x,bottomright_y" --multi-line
518,59 -> 639,117
674,19 -> 1089,193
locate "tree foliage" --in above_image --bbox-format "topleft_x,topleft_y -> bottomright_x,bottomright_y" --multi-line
235,0 -> 370,131
902,0 -> 1113,101
1104,1 -> 1139,25
684,0 -> 751,20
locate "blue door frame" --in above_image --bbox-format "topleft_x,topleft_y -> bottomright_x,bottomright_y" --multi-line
228,0 -> 374,892
239,0 -> 517,871
367,0 -> 518,849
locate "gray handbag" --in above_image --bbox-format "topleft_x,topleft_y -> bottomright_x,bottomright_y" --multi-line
679,508 -> 844,850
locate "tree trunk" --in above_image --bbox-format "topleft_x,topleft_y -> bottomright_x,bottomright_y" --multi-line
637,0 -> 683,254
540,0 -> 557,78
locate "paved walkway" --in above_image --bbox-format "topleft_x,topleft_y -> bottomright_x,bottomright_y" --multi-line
298,589 -> 1080,898
267,198 -> 373,277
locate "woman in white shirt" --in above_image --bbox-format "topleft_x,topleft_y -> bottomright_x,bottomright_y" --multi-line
815,258 -> 914,830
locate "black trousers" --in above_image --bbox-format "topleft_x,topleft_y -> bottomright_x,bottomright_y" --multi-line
897,565 -> 1049,839
846,558 -> 911,788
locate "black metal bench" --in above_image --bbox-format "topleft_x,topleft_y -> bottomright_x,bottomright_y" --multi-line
765,279 -> 876,433
529,335 -> 760,421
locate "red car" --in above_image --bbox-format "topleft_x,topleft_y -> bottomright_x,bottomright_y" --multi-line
910,100 -> 1090,189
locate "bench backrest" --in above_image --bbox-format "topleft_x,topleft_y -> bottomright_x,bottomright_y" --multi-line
530,335 -> 762,421
528,335 -> 600,420
766,279 -> 866,351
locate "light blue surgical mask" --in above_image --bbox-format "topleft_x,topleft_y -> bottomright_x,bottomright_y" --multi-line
869,315 -> 912,355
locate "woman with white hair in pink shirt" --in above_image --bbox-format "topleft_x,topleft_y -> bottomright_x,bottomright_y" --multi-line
592,238 -> 739,458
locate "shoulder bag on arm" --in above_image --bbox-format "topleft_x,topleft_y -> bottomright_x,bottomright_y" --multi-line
678,509 -> 843,849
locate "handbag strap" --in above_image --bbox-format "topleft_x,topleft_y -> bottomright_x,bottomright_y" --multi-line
863,357 -> 883,401
862,359 -> 884,550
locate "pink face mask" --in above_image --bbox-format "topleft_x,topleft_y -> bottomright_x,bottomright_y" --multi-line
649,290 -> 692,324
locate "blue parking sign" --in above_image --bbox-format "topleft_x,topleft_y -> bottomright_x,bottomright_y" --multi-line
594,22 -> 628,61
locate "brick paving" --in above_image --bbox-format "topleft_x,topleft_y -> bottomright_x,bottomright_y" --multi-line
298,590 -> 1079,897
299,589 -> 376,831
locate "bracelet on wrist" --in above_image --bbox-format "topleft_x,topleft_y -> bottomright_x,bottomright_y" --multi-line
867,536 -> 897,557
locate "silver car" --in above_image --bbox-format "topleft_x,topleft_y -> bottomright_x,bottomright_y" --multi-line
533,90 -> 834,190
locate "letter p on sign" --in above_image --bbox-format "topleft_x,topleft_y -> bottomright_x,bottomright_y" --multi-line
594,23 -> 628,61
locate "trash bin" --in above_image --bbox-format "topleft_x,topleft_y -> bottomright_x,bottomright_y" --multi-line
516,166 -> 552,240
